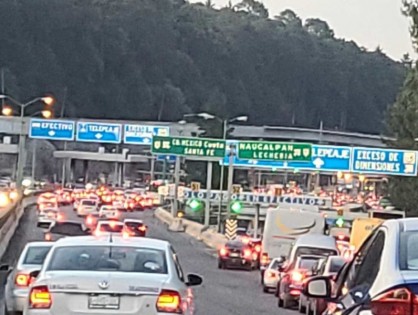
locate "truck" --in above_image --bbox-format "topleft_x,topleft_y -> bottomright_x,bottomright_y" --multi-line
260,206 -> 325,271
350,209 -> 406,251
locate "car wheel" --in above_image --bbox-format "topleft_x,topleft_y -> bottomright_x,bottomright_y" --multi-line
306,301 -> 311,315
218,261 -> 223,269
299,298 -> 306,313
282,295 -> 291,309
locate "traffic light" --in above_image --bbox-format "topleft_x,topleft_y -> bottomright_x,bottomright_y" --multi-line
188,198 -> 203,212
230,201 -> 243,214
336,217 -> 344,228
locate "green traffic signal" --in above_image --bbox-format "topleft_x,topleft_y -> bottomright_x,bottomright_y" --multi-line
336,217 -> 344,228
230,201 -> 243,213
189,198 -> 203,211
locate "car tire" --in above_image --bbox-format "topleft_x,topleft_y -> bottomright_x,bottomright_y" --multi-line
299,298 -> 306,313
283,296 -> 291,309
278,296 -> 283,308
218,261 -> 224,269
4,304 -> 16,315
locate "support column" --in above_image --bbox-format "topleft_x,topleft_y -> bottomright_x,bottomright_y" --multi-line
118,163 -> 123,187
82,160 -> 89,183
70,159 -> 75,183
205,161 -> 213,226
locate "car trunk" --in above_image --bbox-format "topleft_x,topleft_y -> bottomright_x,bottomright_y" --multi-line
43,271 -> 169,314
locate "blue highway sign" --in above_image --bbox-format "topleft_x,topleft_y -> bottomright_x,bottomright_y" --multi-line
157,155 -> 177,163
29,119 -> 75,141
124,124 -> 170,145
76,121 -> 122,144
351,147 -> 417,176
222,143 -> 351,172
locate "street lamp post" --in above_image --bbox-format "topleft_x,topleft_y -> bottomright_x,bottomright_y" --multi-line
183,112 -> 248,231
0,94 -> 54,189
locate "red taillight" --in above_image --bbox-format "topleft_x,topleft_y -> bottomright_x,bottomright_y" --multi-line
156,289 -> 182,313
15,273 -> 32,287
86,216 -> 93,225
254,245 -> 261,253
138,225 -> 147,232
261,253 -> 270,265
29,285 -> 52,309
291,271 -> 304,282
267,271 -> 276,278
219,247 -> 228,257
243,249 -> 252,259
370,287 -> 417,315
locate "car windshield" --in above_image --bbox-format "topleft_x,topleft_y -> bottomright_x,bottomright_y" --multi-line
295,246 -> 338,258
329,258 -> 346,273
82,200 -> 96,206
99,223 -> 123,233
298,258 -> 320,270
47,246 -> 167,273
23,246 -> 52,265
399,231 -> 418,270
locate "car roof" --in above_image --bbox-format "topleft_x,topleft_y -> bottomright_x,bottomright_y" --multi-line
25,241 -> 54,248
294,234 -> 337,248
384,218 -> 418,232
54,235 -> 169,250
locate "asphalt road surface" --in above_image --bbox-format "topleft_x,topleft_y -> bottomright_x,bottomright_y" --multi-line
0,204 -> 298,315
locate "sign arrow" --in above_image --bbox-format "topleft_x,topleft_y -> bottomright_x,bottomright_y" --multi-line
95,133 -> 103,139
48,130 -> 55,136
313,157 -> 324,169
143,138 -> 151,144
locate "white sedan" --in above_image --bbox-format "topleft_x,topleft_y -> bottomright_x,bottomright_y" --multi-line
76,199 -> 99,217
99,205 -> 119,219
23,235 -> 202,315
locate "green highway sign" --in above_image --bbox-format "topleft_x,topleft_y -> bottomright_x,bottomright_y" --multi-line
152,136 -> 226,158
237,141 -> 312,161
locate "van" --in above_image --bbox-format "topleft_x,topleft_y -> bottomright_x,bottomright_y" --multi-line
286,234 -> 339,268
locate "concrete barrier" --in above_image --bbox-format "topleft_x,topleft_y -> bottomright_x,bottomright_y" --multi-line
0,197 -> 37,260
154,207 -> 227,249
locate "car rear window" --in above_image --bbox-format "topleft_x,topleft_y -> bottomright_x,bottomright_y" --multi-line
329,258 -> 346,273
295,246 -> 338,258
82,200 -> 96,206
399,231 -> 418,270
298,258 -> 320,270
100,223 -> 123,233
23,246 -> 51,265
47,246 -> 167,273
125,222 -> 144,229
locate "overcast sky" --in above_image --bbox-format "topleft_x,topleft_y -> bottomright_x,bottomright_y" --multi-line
190,0 -> 416,61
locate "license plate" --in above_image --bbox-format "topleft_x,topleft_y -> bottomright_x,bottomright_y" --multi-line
230,253 -> 239,257
88,295 -> 120,309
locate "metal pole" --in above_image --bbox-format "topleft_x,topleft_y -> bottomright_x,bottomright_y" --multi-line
254,203 -> 260,239
61,142 -> 67,187
31,139 -> 37,180
172,156 -> 181,217
205,161 -> 213,226
16,109 -> 25,189
217,119 -> 228,232
226,143 -> 235,218
162,159 -> 167,180
150,156 -> 155,181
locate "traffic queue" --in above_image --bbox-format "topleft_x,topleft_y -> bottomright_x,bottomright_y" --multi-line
215,203 -> 413,315
2,185 -> 203,315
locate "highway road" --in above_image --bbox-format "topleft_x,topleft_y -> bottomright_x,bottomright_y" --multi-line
0,204 -> 298,315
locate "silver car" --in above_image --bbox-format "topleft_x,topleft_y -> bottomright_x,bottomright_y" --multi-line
5,242 -> 53,314
23,235 -> 203,315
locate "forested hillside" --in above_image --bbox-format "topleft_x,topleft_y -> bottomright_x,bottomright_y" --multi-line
0,0 -> 406,133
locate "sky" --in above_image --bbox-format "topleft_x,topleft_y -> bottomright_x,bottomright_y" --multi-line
190,0 -> 416,61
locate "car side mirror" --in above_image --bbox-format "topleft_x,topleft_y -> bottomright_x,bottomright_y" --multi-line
278,265 -> 285,272
186,274 -> 203,287
302,276 -> 332,298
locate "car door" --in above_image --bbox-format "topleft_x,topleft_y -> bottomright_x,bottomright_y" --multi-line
326,228 -> 386,314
